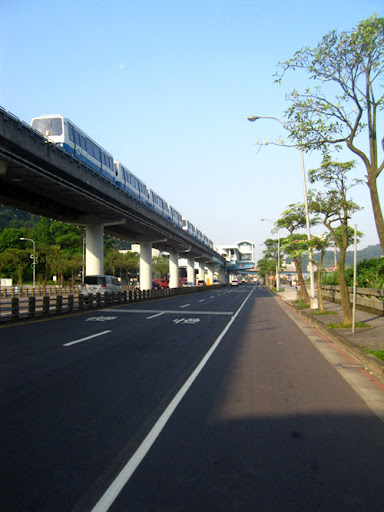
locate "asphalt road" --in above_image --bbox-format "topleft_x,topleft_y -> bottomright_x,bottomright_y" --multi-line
1,285 -> 384,511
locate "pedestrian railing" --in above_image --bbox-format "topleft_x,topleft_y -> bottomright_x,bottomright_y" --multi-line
321,285 -> 384,316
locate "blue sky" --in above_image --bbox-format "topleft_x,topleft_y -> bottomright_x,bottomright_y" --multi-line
1,0 -> 383,261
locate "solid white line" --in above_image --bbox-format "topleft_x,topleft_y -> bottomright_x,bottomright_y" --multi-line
90,287 -> 254,512
180,304 -> 190,308
63,330 -> 112,347
146,312 -> 164,319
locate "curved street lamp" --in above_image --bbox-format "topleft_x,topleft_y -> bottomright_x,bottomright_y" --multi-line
20,237 -> 36,288
248,115 -> 317,307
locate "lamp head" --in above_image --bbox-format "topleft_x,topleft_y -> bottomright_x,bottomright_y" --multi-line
247,116 -> 260,122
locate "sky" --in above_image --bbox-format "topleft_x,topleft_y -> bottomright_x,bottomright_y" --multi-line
1,0 -> 383,262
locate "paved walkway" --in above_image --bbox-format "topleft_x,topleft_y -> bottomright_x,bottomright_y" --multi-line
276,285 -> 384,382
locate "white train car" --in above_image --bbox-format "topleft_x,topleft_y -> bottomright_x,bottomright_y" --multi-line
114,162 -> 152,206
31,115 -> 114,181
169,205 -> 183,228
196,229 -> 203,243
150,190 -> 170,219
182,218 -> 198,238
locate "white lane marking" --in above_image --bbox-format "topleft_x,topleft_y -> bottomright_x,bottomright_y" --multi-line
173,318 -> 200,325
63,330 -> 111,347
90,287 -> 254,512
180,304 -> 190,308
146,312 -> 164,319
198,299 -> 205,303
86,316 -> 117,322
102,309 -> 233,316
209,296 -> 214,299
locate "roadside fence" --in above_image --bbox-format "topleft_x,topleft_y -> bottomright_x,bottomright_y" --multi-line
321,285 -> 384,316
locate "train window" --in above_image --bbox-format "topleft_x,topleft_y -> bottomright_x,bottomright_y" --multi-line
74,130 -> 80,146
80,135 -> 87,150
86,139 -> 93,155
68,124 -> 74,142
91,142 -> 99,160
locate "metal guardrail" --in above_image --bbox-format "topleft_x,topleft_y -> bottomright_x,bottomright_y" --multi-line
0,285 -> 226,323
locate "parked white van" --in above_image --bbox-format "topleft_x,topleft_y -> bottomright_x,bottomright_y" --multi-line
81,275 -> 122,295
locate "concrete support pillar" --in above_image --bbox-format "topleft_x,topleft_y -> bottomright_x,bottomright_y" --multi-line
85,223 -> 104,276
207,266 -> 214,285
140,241 -> 152,290
169,251 -> 179,288
187,256 -> 195,284
197,261 -> 205,282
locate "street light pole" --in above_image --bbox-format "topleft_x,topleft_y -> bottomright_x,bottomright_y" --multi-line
20,237 -> 36,287
261,218 -> 280,291
248,115 -> 317,307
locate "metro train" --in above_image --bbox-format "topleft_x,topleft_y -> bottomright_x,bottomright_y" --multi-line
31,114 -> 210,245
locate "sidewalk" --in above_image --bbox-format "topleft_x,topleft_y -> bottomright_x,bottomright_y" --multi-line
277,286 -> 384,383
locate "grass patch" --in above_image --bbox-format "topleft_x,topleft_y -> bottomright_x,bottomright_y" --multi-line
292,300 -> 310,310
327,322 -> 370,329
309,310 -> 338,316
364,349 -> 384,363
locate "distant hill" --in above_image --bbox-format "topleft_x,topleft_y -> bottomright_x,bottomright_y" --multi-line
0,206 -> 131,250
298,244 -> 382,268
0,206 -> 42,229
345,244 -> 382,264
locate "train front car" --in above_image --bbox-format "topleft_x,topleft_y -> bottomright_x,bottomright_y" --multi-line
31,115 -> 115,182
31,115 -> 65,146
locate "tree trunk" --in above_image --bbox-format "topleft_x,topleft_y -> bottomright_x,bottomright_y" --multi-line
367,173 -> 384,255
294,256 -> 310,304
337,247 -> 352,325
315,253 -> 325,313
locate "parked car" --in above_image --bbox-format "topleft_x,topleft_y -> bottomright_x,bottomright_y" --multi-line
81,275 -> 122,295
153,278 -> 168,288
152,280 -> 161,289
197,280 -> 206,286
213,279 -> 220,285
182,281 -> 194,287
230,280 -> 239,287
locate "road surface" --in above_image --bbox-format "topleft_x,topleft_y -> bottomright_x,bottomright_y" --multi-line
1,285 -> 384,511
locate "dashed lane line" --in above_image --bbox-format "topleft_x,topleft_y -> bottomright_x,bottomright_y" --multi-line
63,330 -> 112,347
146,312 -> 165,319
101,309 -> 234,316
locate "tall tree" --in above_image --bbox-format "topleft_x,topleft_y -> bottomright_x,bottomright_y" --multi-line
308,158 -> 362,324
275,15 -> 384,252
308,233 -> 334,313
276,202 -> 318,304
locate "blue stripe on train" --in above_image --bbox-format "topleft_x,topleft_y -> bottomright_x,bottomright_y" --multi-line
59,143 -> 114,182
